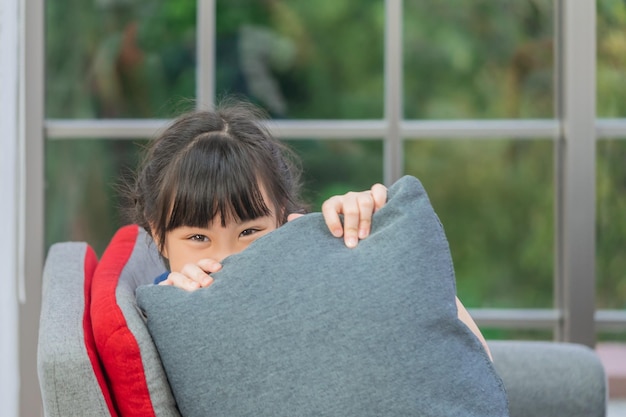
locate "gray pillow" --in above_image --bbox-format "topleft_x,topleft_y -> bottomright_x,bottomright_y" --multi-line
136,175 -> 509,417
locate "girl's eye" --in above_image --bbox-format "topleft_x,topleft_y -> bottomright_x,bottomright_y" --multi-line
189,234 -> 209,242
240,229 -> 259,237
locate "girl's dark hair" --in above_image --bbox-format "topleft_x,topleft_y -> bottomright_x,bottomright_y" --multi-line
127,100 -> 306,252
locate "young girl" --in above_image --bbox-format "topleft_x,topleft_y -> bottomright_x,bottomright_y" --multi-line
128,99 -> 491,357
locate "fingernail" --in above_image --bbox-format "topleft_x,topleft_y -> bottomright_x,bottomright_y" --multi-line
333,228 -> 343,238
346,237 -> 358,248
358,228 -> 369,239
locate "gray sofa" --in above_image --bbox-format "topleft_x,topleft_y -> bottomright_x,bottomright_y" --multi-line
38,228 -> 607,417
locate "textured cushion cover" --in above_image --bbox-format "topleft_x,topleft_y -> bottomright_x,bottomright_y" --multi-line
91,225 -> 181,417
136,175 -> 509,417
38,242 -> 117,417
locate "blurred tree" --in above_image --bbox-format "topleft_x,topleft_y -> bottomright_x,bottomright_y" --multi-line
404,0 -> 554,119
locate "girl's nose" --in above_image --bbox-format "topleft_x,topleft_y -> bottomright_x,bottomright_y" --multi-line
211,244 -> 237,263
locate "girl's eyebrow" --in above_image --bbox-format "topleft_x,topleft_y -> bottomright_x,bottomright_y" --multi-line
237,215 -> 274,225
178,225 -> 211,232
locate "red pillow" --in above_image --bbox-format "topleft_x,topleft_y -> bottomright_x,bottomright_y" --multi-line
91,225 -> 179,417
82,244 -> 118,416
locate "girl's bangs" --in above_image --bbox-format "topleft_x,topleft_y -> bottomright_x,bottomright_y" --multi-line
162,135 -> 272,231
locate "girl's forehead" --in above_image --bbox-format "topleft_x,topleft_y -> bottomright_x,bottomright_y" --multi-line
164,177 -> 279,228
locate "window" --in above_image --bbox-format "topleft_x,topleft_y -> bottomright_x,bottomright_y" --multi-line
40,0 -> 624,346
17,1 -> 623,414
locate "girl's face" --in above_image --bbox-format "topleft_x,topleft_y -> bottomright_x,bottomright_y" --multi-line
162,214 -> 278,273
161,191 -> 279,273
162,186 -> 279,272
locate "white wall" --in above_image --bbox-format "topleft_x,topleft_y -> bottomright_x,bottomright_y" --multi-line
0,0 -> 21,415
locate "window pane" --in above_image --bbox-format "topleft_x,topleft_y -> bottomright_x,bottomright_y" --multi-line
404,0 -> 554,119
404,139 -> 554,308
597,139 -> 626,309
216,0 -> 385,119
46,1 -> 196,119
597,1 -> 626,117
286,140 -> 384,209
45,139 -> 147,255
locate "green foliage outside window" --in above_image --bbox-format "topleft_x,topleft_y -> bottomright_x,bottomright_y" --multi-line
45,1 -> 626,326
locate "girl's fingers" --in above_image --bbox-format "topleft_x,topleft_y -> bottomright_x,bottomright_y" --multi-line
340,193 -> 362,248
196,258 -> 223,274
355,192 -> 375,240
160,261 -> 219,291
323,192 -> 371,248
180,263 -> 214,287
370,183 -> 388,211
287,213 -> 304,222
321,184 -> 388,249
356,184 -> 387,240
160,272 -> 206,291
321,196 -> 345,238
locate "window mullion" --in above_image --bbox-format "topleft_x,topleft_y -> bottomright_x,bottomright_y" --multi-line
196,0 -> 216,109
384,0 -> 403,185
555,0 -> 597,346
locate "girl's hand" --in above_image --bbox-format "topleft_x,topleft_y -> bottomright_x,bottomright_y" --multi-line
158,259 -> 222,291
321,183 -> 387,248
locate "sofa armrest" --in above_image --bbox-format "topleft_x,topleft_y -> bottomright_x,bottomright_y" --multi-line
37,242 -> 115,417
489,340 -> 607,417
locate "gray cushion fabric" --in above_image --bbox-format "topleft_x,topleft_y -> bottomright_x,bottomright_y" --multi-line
116,228 -> 182,416
136,175 -> 509,417
489,341 -> 607,417
38,242 -> 113,417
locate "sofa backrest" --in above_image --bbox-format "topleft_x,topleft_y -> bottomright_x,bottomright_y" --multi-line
90,224 -> 181,417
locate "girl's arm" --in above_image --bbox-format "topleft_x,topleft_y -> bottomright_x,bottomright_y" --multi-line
456,297 -> 493,360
